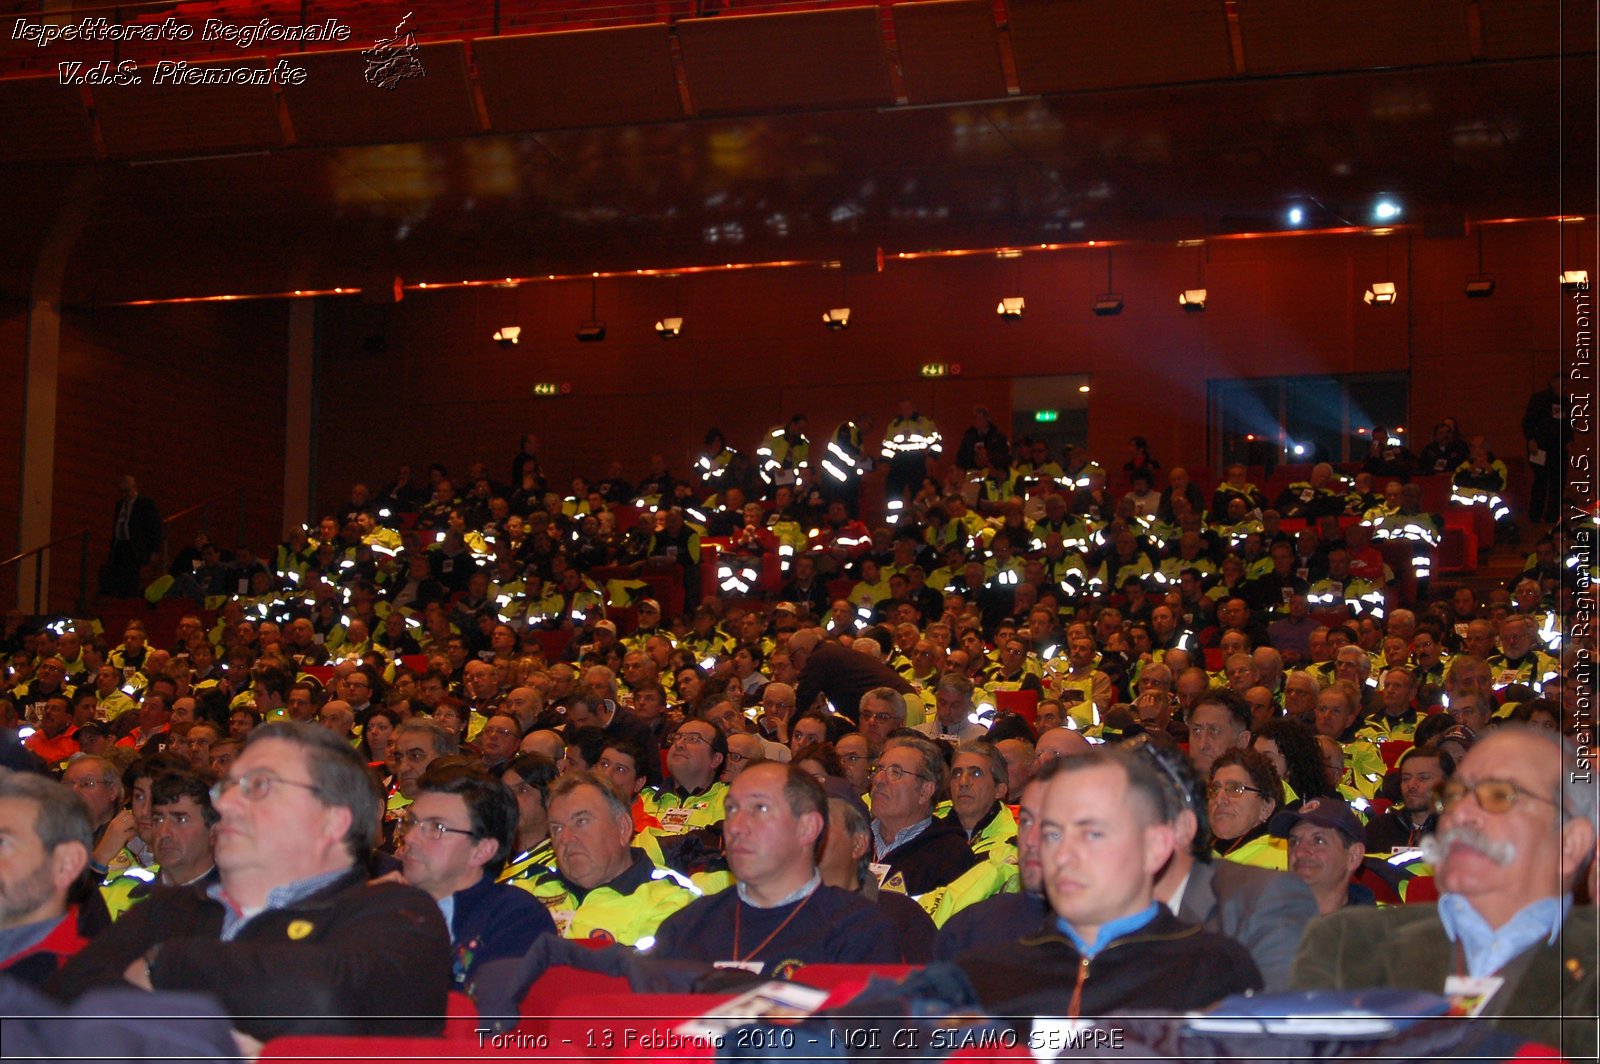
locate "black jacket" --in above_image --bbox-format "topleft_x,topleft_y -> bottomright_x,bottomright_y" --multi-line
52,867 -> 451,1040
955,905 -> 1262,1020
795,642 -> 914,721
879,812 -> 980,898
449,873 -> 556,994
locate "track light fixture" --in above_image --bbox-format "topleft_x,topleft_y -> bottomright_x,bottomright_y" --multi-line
1093,248 -> 1122,315
492,326 -> 521,347
1464,228 -> 1494,298
577,275 -> 605,342
1364,281 -> 1398,305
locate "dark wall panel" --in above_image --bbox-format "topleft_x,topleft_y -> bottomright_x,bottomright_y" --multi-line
310,222 -> 1580,519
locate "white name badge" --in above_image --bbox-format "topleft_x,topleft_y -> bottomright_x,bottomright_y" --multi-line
657,808 -> 692,834
549,909 -> 576,936
713,960 -> 765,973
868,862 -> 892,887
1444,974 -> 1504,1017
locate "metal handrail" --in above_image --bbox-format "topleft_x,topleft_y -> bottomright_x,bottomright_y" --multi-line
2,486 -> 250,617
0,530 -> 93,618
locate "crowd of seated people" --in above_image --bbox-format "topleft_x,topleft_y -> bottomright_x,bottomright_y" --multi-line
0,413 -> 1592,1056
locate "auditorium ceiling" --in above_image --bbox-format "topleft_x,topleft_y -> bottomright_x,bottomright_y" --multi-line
0,0 -> 1593,304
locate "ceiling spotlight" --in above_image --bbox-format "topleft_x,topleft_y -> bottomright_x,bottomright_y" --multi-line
1364,281 -> 1398,306
996,296 -> 1025,320
1077,384 -> 1091,393
575,322 -> 607,342
822,307 -> 851,330
1464,275 -> 1495,298
492,326 -> 521,347
1287,207 -> 1305,227
1092,295 -> 1124,316
655,316 -> 683,338
1179,288 -> 1207,312
1560,270 -> 1591,289
1374,200 -> 1402,221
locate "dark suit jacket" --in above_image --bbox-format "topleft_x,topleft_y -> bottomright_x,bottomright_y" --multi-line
1175,857 -> 1318,992
1293,902 -> 1595,1058
53,867 -> 450,1040
449,874 -> 555,993
114,495 -> 162,559
795,642 -> 914,721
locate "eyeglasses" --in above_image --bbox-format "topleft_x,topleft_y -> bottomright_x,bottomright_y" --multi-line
399,815 -> 476,842
1207,781 -> 1264,800
480,726 -> 518,740
671,732 -> 711,748
860,711 -> 898,725
1433,779 -> 1562,816
67,776 -> 110,792
210,772 -> 325,804
870,763 -> 932,784
838,752 -> 867,764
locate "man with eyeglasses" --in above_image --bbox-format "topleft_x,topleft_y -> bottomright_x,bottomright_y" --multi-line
835,733 -> 874,794
640,720 -> 729,836
478,713 -> 523,775
868,735 -> 979,901
857,687 -> 908,746
57,722 -> 452,1040
1294,725 -> 1596,1056
397,767 -> 554,994
914,674 -> 986,744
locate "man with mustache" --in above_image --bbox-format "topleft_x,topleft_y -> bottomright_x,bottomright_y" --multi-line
1293,725 -> 1596,1056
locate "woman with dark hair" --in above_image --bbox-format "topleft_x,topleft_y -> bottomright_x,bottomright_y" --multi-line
793,741 -> 845,782
1251,719 -> 1332,807
1208,748 -> 1285,870
430,698 -> 473,752
674,664 -> 715,718
358,707 -> 402,766
499,751 -> 560,883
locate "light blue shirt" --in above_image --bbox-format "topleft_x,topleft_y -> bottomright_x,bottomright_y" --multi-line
1437,893 -> 1571,978
736,869 -> 821,909
1057,901 -> 1161,959
872,815 -> 932,861
437,893 -> 456,931
209,866 -> 352,942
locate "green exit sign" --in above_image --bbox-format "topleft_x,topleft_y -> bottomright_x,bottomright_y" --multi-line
919,363 -> 947,378
1034,410 -> 1059,423
532,382 -> 568,397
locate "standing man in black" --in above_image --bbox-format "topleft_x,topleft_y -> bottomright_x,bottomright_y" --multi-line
1521,372 -> 1564,526
107,475 -> 162,598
